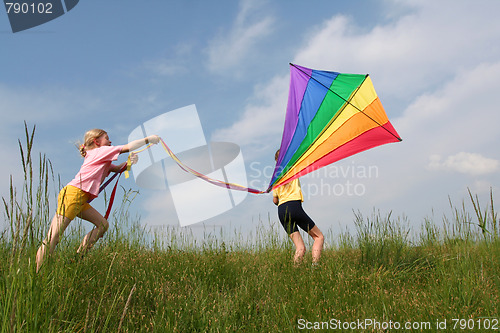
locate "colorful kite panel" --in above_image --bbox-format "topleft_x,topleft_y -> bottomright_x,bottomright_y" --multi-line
269,63 -> 401,191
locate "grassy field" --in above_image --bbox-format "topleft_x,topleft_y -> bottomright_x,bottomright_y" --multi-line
1,126 -> 499,332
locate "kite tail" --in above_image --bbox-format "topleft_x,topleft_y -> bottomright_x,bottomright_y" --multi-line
158,138 -> 267,194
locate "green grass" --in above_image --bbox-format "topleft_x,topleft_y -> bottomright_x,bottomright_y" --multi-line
1,125 -> 499,332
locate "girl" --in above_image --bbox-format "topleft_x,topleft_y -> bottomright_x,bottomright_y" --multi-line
272,149 -> 324,264
36,129 -> 160,272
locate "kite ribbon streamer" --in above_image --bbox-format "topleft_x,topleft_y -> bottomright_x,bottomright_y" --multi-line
87,163 -> 125,219
93,152 -> 137,219
157,138 -> 266,194
96,138 -> 264,219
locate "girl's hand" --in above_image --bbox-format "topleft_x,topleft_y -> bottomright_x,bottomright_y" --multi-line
129,152 -> 139,165
148,135 -> 160,145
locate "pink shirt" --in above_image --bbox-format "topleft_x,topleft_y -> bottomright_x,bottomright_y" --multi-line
67,145 -> 123,198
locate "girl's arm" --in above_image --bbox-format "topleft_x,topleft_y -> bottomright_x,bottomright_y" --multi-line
110,162 -> 127,173
121,135 -> 160,153
109,152 -> 139,173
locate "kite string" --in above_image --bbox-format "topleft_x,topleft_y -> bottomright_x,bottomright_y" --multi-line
96,138 -> 268,219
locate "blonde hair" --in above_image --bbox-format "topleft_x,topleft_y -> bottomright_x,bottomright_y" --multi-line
79,129 -> 107,157
275,149 -> 280,162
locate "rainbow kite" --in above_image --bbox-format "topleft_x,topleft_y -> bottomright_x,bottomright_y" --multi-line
268,63 -> 401,191
113,64 -> 401,199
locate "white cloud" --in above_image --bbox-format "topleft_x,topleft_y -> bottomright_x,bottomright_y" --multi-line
205,0 -> 274,75
428,153 -> 500,176
364,61 -> 500,208
292,0 -> 500,102
396,61 -> 500,154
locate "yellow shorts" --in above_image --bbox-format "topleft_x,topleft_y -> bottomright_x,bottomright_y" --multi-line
57,185 -> 92,219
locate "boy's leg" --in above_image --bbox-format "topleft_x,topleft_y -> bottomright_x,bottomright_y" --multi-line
77,206 -> 109,253
307,226 -> 324,263
289,231 -> 306,264
36,213 -> 72,272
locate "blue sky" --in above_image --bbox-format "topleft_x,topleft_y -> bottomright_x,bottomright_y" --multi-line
2,0 -> 500,244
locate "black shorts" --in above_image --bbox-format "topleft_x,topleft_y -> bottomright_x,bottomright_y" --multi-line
278,200 -> 316,235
